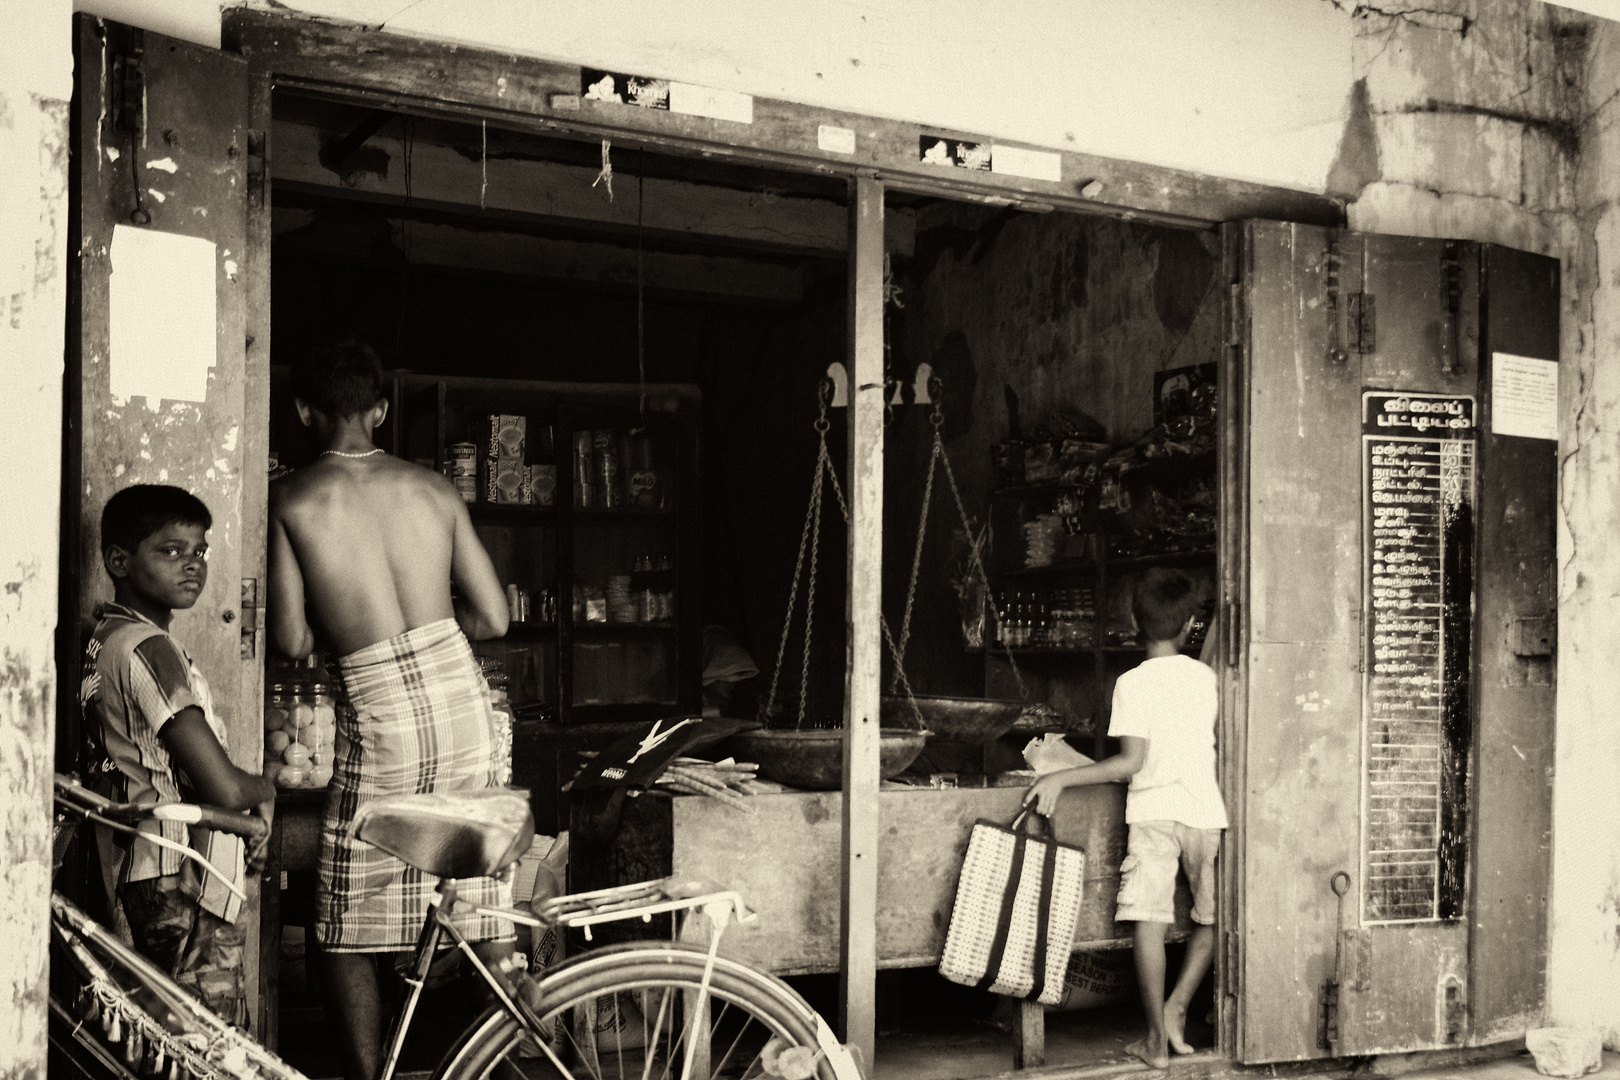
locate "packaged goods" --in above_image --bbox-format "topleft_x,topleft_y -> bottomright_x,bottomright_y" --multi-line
627,435 -> 663,509
594,430 -> 623,509
483,415 -> 527,504
573,431 -> 595,508
529,463 -> 557,506
449,442 -> 478,504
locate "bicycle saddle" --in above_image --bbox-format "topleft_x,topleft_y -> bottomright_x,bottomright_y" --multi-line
353,789 -> 535,880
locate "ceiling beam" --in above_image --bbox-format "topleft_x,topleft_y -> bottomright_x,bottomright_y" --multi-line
274,117 -> 915,258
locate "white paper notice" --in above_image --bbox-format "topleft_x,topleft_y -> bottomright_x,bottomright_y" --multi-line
992,144 -> 1062,183
1491,352 -> 1558,440
818,124 -> 856,155
109,224 -> 217,409
668,82 -> 753,124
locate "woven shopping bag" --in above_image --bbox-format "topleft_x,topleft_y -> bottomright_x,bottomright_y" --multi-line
938,809 -> 1086,1005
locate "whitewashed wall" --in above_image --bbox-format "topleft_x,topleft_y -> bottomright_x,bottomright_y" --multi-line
0,0 -> 71,1072
36,0 -> 1620,1054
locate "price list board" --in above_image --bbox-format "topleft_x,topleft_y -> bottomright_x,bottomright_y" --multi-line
1362,392 -> 1476,924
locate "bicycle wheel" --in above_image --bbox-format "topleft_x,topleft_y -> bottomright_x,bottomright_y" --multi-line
434,941 -> 850,1080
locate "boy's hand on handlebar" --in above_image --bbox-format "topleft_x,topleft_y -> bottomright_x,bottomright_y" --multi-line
247,794 -> 275,873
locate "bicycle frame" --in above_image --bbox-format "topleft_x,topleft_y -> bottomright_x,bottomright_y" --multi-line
50,775 -> 864,1080
379,877 -> 754,1080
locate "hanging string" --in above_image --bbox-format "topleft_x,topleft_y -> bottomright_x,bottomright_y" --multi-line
631,150 -> 648,435
592,139 -> 614,200
395,116 -> 416,357
479,119 -> 487,210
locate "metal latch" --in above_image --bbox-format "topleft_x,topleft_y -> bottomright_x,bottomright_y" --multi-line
1319,871 -> 1351,1052
1349,293 -> 1376,354
1512,615 -> 1555,657
112,28 -> 145,134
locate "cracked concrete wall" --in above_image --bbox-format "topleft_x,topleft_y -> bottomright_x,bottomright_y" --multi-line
1549,13 -> 1620,1050
1329,0 -> 1617,1046
0,1 -> 71,1076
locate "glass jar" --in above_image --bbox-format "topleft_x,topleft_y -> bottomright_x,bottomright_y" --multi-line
269,681 -> 311,789
303,683 -> 337,789
264,685 -> 294,787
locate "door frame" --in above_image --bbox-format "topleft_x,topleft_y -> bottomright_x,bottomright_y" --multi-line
223,7 -> 1343,1062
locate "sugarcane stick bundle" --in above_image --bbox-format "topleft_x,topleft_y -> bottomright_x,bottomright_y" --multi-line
659,768 -> 756,813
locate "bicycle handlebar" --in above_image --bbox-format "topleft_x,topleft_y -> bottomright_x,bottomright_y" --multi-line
54,773 -> 269,842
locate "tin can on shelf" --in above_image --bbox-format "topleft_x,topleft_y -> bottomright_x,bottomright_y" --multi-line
594,430 -> 623,509
449,442 -> 478,504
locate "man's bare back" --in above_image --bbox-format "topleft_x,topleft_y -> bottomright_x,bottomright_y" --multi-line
269,455 -> 508,658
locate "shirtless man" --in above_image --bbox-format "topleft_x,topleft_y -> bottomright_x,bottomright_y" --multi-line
268,341 -> 512,1080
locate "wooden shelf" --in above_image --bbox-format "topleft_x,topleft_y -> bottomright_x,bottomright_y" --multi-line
572,621 -> 676,635
996,548 -> 1216,579
469,503 -> 558,524
468,504 -> 676,525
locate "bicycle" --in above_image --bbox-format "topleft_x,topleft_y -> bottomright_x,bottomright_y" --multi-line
49,773 -> 863,1080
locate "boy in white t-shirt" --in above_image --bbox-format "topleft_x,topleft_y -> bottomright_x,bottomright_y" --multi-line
1025,569 -> 1227,1068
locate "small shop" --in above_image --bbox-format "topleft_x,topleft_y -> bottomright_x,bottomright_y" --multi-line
58,9 -> 1561,1079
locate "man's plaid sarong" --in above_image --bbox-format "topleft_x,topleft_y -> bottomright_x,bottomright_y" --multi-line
316,618 -> 514,952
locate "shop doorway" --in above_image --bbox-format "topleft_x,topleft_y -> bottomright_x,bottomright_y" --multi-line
64,11 -> 1559,1079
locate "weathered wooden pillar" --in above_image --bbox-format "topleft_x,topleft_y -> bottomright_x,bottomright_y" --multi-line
840,174 -> 884,1066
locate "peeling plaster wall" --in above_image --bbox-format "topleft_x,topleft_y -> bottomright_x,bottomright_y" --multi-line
0,0 -> 72,1076
1549,14 -> 1620,1049
1328,1 -> 1617,1046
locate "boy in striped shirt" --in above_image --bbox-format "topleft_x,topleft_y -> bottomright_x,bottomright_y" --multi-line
81,484 -> 276,1024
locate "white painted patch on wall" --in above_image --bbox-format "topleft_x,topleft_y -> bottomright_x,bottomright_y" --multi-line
146,189 -> 166,203
223,426 -> 238,453
224,259 -> 239,281
669,82 -> 753,124
105,146 -> 120,162
158,469 -> 168,481
145,157 -> 179,173
992,144 -> 1062,182
108,224 -> 216,410
113,463 -> 125,477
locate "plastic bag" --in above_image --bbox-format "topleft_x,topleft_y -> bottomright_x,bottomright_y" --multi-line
1022,733 -> 1095,774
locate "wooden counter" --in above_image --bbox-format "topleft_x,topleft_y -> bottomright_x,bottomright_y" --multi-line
591,782 -> 1193,976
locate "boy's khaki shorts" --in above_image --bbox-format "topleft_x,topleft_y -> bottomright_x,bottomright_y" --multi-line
1116,820 -> 1223,926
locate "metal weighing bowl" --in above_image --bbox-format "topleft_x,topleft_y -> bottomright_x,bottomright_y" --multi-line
880,694 -> 1026,743
726,728 -> 929,791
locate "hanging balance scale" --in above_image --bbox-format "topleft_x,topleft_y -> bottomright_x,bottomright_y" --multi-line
730,378 -> 1029,791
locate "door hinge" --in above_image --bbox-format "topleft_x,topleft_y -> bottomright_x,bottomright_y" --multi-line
1223,929 -> 1241,1000
1318,979 -> 1340,1051
1224,600 -> 1241,668
112,28 -> 146,135
1349,292 -> 1376,354
1441,241 -> 1463,376
1226,282 -> 1244,348
247,130 -> 268,210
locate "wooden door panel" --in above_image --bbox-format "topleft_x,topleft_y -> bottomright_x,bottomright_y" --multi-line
1240,640 -> 1362,1062
1245,222 -> 1361,648
71,10 -> 260,1019
1467,246 -> 1558,1043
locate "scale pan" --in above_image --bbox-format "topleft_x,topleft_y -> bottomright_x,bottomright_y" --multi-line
880,694 -> 1025,743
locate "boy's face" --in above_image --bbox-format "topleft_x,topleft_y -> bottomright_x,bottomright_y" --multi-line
109,521 -> 209,611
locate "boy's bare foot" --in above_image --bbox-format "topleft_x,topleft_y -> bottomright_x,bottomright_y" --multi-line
1124,1037 -> 1170,1069
1164,1001 -> 1195,1054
